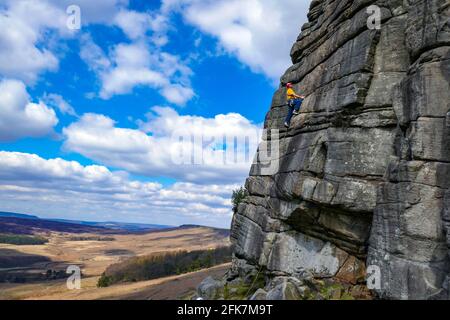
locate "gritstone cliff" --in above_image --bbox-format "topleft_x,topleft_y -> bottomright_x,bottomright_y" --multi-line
222,0 -> 450,300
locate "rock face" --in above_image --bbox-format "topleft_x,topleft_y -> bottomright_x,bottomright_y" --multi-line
229,0 -> 450,300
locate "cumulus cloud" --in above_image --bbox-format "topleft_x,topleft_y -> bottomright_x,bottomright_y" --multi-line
78,5 -> 194,105
162,0 -> 309,81
0,0 -> 65,83
0,151 -> 235,227
100,42 -> 167,97
114,9 -> 153,40
114,9 -> 169,42
0,0 -> 307,103
0,0 -> 130,83
63,107 -> 262,184
0,79 -> 58,142
79,34 -> 112,73
160,84 -> 195,106
80,36 -> 195,105
43,93 -> 77,116
48,0 -> 129,25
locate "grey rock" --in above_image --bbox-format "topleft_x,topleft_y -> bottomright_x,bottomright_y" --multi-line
197,276 -> 223,300
249,289 -> 268,300
229,0 -> 450,300
230,214 -> 265,264
266,232 -> 348,278
227,257 -> 259,284
265,277 -> 306,300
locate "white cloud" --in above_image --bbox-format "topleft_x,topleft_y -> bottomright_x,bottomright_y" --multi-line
162,0 -> 309,81
43,93 -> 77,116
77,0 -> 309,101
49,0 -> 129,25
0,0 -> 194,105
0,0 -> 65,83
79,34 -> 112,73
114,9 -> 169,41
100,42 -> 167,98
0,0 -> 129,83
0,0 -> 307,104
63,107 -> 262,184
0,151 -> 235,227
78,6 -> 194,105
114,10 -> 152,40
0,79 -> 58,142
160,84 -> 195,105
81,37 -> 195,105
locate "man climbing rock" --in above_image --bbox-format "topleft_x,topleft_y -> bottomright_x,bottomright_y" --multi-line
284,82 -> 305,128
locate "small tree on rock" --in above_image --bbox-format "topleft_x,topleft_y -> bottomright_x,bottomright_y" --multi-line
231,187 -> 249,214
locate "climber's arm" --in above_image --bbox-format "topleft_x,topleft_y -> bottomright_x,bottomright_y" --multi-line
291,89 -> 305,99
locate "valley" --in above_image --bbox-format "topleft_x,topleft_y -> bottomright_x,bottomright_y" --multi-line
0,215 -> 230,300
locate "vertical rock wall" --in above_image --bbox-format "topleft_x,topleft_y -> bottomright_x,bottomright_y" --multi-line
229,0 -> 450,300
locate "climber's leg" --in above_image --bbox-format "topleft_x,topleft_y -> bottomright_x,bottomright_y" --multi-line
293,99 -> 303,115
284,104 -> 295,128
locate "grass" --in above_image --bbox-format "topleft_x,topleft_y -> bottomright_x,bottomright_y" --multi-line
67,236 -> 115,241
222,273 -> 266,300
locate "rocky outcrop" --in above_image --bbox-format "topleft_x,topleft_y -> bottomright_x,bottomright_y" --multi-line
229,0 -> 450,300
196,272 -> 372,300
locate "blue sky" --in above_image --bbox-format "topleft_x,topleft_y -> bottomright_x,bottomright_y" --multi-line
0,0 -> 308,228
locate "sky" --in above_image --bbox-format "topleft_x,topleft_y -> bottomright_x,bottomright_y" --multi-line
0,0 -> 309,228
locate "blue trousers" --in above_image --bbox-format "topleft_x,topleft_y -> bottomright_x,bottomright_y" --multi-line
285,99 -> 303,126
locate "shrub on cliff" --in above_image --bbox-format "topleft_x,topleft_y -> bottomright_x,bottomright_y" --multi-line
231,187 -> 248,214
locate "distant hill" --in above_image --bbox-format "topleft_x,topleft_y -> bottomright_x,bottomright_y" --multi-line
0,212 -> 228,237
49,219 -> 172,231
178,225 -> 230,237
0,212 -> 39,220
0,211 -> 173,234
0,216 -> 112,235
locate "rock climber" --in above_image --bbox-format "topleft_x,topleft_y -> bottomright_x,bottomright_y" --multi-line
284,82 -> 305,128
